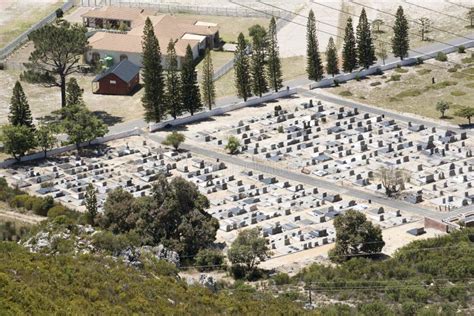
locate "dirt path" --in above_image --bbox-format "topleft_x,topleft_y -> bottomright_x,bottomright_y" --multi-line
0,208 -> 46,225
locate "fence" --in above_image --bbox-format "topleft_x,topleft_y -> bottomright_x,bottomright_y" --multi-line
0,128 -> 142,169
149,88 -> 297,132
309,38 -> 474,90
0,1 -> 75,61
80,0 -> 283,18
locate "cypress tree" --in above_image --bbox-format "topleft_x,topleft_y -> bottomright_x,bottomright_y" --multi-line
141,17 -> 165,122
342,17 -> 358,73
325,37 -> 339,77
9,81 -> 34,129
266,17 -> 283,92
250,26 -> 268,98
234,33 -> 252,101
306,9 -> 324,81
201,48 -> 216,110
356,8 -> 376,69
165,39 -> 182,119
66,78 -> 83,106
392,6 -> 410,60
181,45 -> 202,116
85,183 -> 97,226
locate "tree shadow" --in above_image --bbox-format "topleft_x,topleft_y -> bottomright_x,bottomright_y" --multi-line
459,123 -> 474,129
92,111 -> 124,127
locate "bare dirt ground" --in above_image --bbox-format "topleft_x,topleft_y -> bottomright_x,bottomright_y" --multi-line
0,202 -> 46,225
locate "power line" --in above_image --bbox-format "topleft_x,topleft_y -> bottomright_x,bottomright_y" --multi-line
404,0 -> 470,24
444,0 -> 471,10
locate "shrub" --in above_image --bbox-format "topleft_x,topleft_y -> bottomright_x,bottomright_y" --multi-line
225,136 -> 241,154
32,196 -> 54,216
458,45 -> 466,53
416,57 -> 424,65
230,264 -> 247,280
339,90 -> 352,96
370,81 -> 382,86
435,52 -> 448,62
388,74 -> 401,82
374,68 -> 383,75
92,231 -> 132,255
416,69 -> 432,75
47,205 -> 70,219
195,248 -> 225,272
8,194 -> 30,209
333,79 -> 339,87
277,126 -> 284,133
273,272 -> 290,285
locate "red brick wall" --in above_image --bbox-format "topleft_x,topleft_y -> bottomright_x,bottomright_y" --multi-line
96,73 -> 138,95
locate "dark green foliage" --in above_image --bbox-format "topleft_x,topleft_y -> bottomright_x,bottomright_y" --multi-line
234,33 -> 252,101
325,37 -> 339,77
392,6 -> 410,60
165,39 -> 182,119
195,248 -> 225,271
141,17 -> 165,122
201,48 -> 216,110
458,45 -> 466,54
266,17 -> 283,92
0,221 -> 30,242
455,106 -> 474,124
435,52 -> 448,62
99,188 -> 138,234
65,77 -> 83,106
249,24 -> 268,97
0,124 -> 37,160
9,81 -> 34,128
26,22 -> 88,108
329,210 -> 384,263
356,9 -> 376,69
84,183 -> 97,225
306,10 -> 324,81
35,123 -> 56,157
342,17 -> 358,72
225,136 -> 240,154
273,272 -> 290,285
181,45 -> 202,116
162,131 -> 185,150
228,228 -> 271,271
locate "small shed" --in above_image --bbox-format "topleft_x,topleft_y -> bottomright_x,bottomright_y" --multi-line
92,60 -> 140,95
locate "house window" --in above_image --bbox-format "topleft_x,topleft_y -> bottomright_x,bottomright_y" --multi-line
110,80 -> 116,84
120,54 -> 128,61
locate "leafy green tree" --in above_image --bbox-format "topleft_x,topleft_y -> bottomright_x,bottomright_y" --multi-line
234,33 -> 252,101
141,17 -> 165,122
25,22 -> 88,108
85,183 -> 98,226
0,124 -> 37,160
195,248 -> 225,272
65,78 -> 83,106
329,210 -> 385,263
436,100 -> 450,118
162,131 -> 185,150
181,45 -> 202,116
248,24 -> 267,47
36,123 -> 57,157
266,17 -> 283,92
392,6 -> 410,60
9,81 -> 34,128
455,106 -> 474,124
466,7 -> 474,28
306,9 -> 324,81
342,17 -> 358,73
165,39 -> 182,119
325,37 -> 339,77
250,26 -> 268,97
201,48 -> 216,110
228,228 -> 271,271
99,188 -> 139,234
356,8 -> 376,69
372,166 -> 410,197
225,136 -> 241,154
60,104 -> 108,150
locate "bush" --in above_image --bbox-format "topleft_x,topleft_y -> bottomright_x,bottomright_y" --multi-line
8,194 -> 30,209
388,74 -> 401,82
230,264 -> 247,280
435,52 -> 448,62
277,126 -> 284,133
370,81 -> 382,87
374,68 -> 383,75
273,272 -> 290,285
355,74 -> 361,81
195,248 -> 225,272
339,90 -> 352,97
458,45 -> 466,53
92,231 -> 133,255
32,196 -> 54,216
47,205 -> 71,219
416,57 -> 424,65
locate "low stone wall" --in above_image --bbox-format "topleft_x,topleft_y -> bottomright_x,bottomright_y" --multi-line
0,128 -> 142,169
149,88 -> 297,132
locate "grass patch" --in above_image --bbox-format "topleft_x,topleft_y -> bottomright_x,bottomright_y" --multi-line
394,67 -> 409,73
461,54 -> 474,64
465,82 -> 474,88
386,74 -> 401,82
394,89 -> 423,98
426,81 -> 458,90
416,68 -> 432,75
370,81 -> 382,87
339,90 -> 353,97
447,65 -> 462,73
451,90 -> 467,96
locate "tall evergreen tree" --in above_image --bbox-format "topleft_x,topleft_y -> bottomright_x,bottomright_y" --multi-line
342,17 -> 358,73
201,49 -> 216,110
325,37 -> 339,77
9,81 -> 34,129
234,33 -> 252,101
250,35 -> 268,97
392,6 -> 410,60
181,45 -> 202,116
266,17 -> 283,92
141,17 -> 165,123
306,10 -> 324,81
356,8 -> 376,69
85,183 -> 98,226
66,78 -> 83,106
165,39 -> 182,119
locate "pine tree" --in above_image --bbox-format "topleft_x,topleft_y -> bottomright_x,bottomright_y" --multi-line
66,78 -> 83,106
392,6 -> 410,60
85,183 -> 97,226
306,10 -> 324,81
356,8 -> 376,69
141,17 -> 165,123
250,37 -> 268,97
342,17 -> 358,73
165,39 -> 182,119
181,45 -> 202,116
325,37 -> 339,77
266,17 -> 283,92
234,33 -> 252,101
9,81 -> 34,129
201,48 -> 216,110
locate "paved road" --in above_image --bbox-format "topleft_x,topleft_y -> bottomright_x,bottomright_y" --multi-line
147,134 -> 452,220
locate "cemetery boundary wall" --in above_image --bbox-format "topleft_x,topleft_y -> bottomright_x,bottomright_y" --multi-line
149,88 -> 297,132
